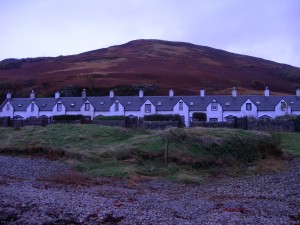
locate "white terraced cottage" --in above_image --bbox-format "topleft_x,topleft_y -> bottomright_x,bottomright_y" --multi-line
1,87 -> 300,127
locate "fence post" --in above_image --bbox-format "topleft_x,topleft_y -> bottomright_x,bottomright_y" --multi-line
165,137 -> 169,165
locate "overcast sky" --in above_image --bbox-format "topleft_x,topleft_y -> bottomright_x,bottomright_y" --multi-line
1,0 -> 299,67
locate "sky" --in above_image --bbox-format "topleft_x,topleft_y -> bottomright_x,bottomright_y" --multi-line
1,0 -> 300,67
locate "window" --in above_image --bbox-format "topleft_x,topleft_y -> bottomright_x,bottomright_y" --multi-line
281,102 -> 287,111
114,102 -> 119,112
6,104 -> 10,111
246,103 -> 252,111
179,102 -> 183,111
31,103 -> 34,112
145,104 -> 151,113
209,118 -> 218,122
57,103 -> 62,112
85,103 -> 90,111
211,103 -> 218,111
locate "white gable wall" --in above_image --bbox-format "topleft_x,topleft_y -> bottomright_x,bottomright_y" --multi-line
79,100 -> 95,118
241,99 -> 257,118
25,101 -> 39,118
172,100 -> 189,126
206,102 -> 223,122
140,100 -> 156,117
0,101 -> 14,117
52,102 -> 66,116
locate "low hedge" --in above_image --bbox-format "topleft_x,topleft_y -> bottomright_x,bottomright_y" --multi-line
52,115 -> 84,121
192,112 -> 207,121
144,114 -> 185,127
94,116 -> 126,121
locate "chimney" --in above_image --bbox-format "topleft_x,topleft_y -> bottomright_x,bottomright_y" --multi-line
296,89 -> 300,97
30,90 -> 35,100
264,86 -> 270,97
232,87 -> 237,97
200,88 -> 205,97
6,92 -> 11,99
169,89 -> 174,98
109,90 -> 114,98
82,89 -> 87,98
55,91 -> 60,99
139,90 -> 144,98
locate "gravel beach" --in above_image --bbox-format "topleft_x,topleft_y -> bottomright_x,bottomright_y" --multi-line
1,155 -> 300,225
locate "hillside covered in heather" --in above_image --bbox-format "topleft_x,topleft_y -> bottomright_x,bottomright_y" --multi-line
0,39 -> 300,99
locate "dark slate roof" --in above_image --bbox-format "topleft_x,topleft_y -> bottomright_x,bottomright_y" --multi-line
59,97 -> 88,111
7,98 -> 32,111
35,98 -> 58,111
2,94 -> 300,112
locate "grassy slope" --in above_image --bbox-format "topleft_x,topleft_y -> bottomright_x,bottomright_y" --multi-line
0,124 -> 284,183
281,132 -> 300,155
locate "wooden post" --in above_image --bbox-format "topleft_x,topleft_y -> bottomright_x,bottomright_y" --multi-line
165,137 -> 169,166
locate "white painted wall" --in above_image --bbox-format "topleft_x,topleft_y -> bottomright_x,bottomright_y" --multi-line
241,99 -> 257,117
0,101 -> 14,117
172,100 -> 189,126
79,100 -> 95,118
140,100 -> 156,117
52,101 -> 66,116
26,101 -> 39,118
206,102 -> 223,121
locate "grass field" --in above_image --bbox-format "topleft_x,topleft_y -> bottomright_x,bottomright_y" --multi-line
0,124 -> 286,183
280,132 -> 300,155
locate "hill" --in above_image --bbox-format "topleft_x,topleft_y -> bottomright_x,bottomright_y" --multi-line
0,39 -> 300,98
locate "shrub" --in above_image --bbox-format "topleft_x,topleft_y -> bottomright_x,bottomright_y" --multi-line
0,58 -> 22,70
94,116 -> 126,121
52,115 -> 84,121
144,114 -> 185,127
192,112 -> 207,121
251,79 -> 265,89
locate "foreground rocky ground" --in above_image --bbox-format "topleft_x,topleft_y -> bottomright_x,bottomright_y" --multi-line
1,155 -> 300,225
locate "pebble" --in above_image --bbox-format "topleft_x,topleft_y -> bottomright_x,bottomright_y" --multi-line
0,155 -> 300,224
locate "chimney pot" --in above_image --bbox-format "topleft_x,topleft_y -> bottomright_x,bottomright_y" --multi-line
232,87 -> 237,97
55,91 -> 60,99
30,90 -> 35,100
6,92 -> 11,99
264,86 -> 270,97
139,90 -> 144,98
109,90 -> 114,98
296,89 -> 300,97
82,89 -> 87,98
200,88 -> 205,97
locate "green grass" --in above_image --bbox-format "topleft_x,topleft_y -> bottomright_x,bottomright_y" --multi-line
0,124 -> 284,183
280,132 -> 300,155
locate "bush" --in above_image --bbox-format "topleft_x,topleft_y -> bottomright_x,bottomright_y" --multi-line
53,115 -> 84,121
144,114 -> 185,127
94,116 -> 126,121
192,112 -> 207,121
0,58 -> 22,70
144,114 -> 180,121
251,79 -> 265,89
